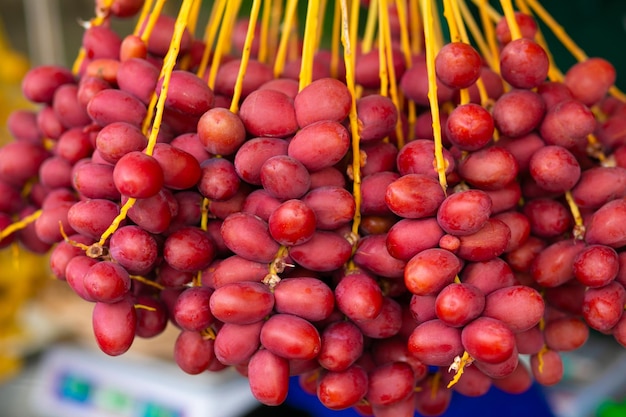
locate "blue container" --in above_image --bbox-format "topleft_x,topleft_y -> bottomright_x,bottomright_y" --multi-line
285,377 -> 555,417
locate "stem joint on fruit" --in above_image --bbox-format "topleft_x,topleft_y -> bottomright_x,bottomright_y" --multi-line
201,327 -> 216,340
564,191 -> 585,240
447,351 -> 474,388
264,245 -> 290,289
86,243 -> 107,259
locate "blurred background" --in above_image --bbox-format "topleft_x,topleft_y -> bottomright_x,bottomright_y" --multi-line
1,1 -> 626,417
1,0 -> 626,87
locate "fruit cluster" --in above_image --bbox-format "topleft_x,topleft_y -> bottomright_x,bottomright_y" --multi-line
2,0 -> 626,416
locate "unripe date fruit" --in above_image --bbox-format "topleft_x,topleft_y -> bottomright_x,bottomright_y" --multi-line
405,248 -> 463,296
294,77 -> 351,127
260,313 -> 321,360
268,199 -> 316,246
462,317 -> 516,364
357,94 -> 398,142
22,65 -> 75,104
113,151 -> 164,198
116,58 -> 159,104
289,231 -> 353,272
163,226 -> 216,272
564,58 -> 616,106
197,107 -> 246,156
288,121 -> 350,172
500,38 -> 549,89
92,298 -> 136,356
435,42 -> 481,89
458,146 -> 518,191
87,89 -> 147,127
238,89 -> 298,138
210,281 -> 274,325
157,70 -> 214,117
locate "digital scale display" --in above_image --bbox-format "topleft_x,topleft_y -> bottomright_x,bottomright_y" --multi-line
31,345 -> 259,417
53,370 -> 183,417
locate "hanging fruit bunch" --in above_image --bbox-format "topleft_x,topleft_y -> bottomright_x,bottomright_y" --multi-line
2,0 -> 626,415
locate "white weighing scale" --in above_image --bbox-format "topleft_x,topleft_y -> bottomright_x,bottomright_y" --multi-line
29,344 -> 260,417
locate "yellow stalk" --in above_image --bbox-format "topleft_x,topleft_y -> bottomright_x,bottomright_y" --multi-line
447,351 -> 474,388
196,0 -> 228,78
95,0 -> 115,22
500,0 -> 522,41
380,0 -> 404,148
457,0 -> 493,69
134,0 -> 155,35
102,0 -> 196,245
394,0 -> 416,141
340,0 -> 362,241
186,0 -> 202,38
0,210 -> 42,241
130,275 -> 165,290
273,0 -> 299,78
378,0 -> 389,98
207,0 -> 243,90
394,0 -> 413,68
330,0 -> 342,79
139,0 -> 168,44
258,0 -> 273,64
478,0 -> 501,74
315,0 -> 329,53
72,0 -> 117,74
430,0 -> 445,52
443,0 -> 460,43
201,197 -> 210,231
524,0 -> 626,102
442,0 -> 470,105
98,198 -> 136,246
514,0 -> 563,83
524,0 -> 586,61
230,0 -> 263,113
134,304 -> 157,312
299,0 -> 321,91
471,0 -> 502,22
361,0 -> 380,55
564,190 -> 585,240
537,344 -> 549,373
408,0 -> 423,55
267,0 -> 284,66
421,0 -> 447,193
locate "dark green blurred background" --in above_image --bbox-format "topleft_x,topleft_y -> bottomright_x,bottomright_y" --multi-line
538,0 -> 626,89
